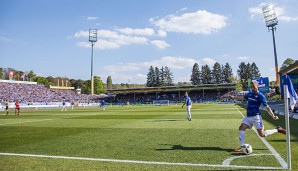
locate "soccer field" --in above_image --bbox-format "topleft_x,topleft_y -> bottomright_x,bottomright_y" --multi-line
0,104 -> 297,170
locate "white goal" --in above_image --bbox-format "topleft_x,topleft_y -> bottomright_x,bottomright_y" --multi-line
152,100 -> 170,106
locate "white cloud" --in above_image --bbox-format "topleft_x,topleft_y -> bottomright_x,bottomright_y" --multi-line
150,10 -> 227,34
144,56 -> 199,69
279,16 -> 298,22
103,56 -> 199,73
180,7 -> 188,11
202,58 -> 216,65
76,41 -> 90,48
150,40 -> 170,49
103,73 -> 147,84
87,16 -> 98,21
237,56 -> 251,61
101,56 -> 220,84
73,29 -> 170,49
0,35 -> 28,44
104,63 -> 141,72
97,30 -> 119,39
249,4 -> 298,22
157,30 -> 167,37
116,27 -> 155,36
73,30 -> 89,38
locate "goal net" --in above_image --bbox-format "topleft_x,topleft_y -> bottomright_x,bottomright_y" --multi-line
152,100 -> 170,106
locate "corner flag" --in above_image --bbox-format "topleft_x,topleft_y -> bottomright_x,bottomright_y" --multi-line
284,74 -> 297,110
283,74 -> 297,170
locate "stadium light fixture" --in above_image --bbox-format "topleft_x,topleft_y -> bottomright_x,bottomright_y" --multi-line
262,5 -> 280,85
89,29 -> 97,95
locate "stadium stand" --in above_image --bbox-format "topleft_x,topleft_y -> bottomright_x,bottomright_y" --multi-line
0,81 -> 100,104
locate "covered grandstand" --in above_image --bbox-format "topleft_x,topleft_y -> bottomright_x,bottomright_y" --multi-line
105,83 -> 236,105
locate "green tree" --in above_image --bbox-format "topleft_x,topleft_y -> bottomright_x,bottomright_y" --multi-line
229,75 -> 243,92
160,67 -> 165,86
154,67 -> 160,86
27,70 -> 36,82
35,76 -> 50,87
280,58 -> 295,71
70,79 -> 85,89
250,62 -> 261,78
83,80 -> 91,94
212,62 -> 222,84
164,66 -> 174,86
201,64 -> 212,84
107,76 -> 112,89
46,76 -> 56,86
94,76 -> 104,94
14,70 -> 21,81
0,68 -> 2,79
222,63 -> 233,83
190,63 -> 201,85
237,62 -> 251,91
146,66 -> 155,87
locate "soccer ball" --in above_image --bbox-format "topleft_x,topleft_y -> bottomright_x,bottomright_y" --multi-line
241,144 -> 253,155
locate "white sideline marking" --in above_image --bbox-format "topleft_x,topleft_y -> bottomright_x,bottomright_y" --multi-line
0,119 -> 53,126
234,107 -> 288,169
223,154 -> 274,166
0,113 -> 98,126
0,152 -> 284,170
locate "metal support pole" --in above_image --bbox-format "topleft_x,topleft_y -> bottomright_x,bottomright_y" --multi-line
91,42 -> 94,95
271,28 -> 280,85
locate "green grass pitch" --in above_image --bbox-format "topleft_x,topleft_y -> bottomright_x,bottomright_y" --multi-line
0,104 -> 297,170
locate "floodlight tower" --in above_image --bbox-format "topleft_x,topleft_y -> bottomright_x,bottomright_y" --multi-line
89,29 -> 97,95
262,5 -> 279,85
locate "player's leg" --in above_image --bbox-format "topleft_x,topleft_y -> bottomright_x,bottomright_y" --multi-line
187,105 -> 191,121
234,119 -> 251,152
252,115 -> 286,137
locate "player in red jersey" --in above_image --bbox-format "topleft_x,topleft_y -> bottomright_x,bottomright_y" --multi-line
15,100 -> 20,116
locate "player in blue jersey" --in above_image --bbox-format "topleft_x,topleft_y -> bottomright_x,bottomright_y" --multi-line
61,101 -> 67,111
230,80 -> 286,152
182,91 -> 192,121
100,100 -> 106,111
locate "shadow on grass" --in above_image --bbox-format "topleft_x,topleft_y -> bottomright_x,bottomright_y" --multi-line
155,144 -> 234,152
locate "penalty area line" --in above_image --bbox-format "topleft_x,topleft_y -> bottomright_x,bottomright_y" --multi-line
0,152 -> 284,170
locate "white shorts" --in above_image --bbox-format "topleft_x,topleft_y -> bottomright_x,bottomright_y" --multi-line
242,115 -> 264,130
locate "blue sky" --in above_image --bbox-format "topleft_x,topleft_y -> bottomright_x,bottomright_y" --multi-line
0,0 -> 297,84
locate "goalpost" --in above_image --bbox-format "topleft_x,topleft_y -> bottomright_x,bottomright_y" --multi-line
152,100 -> 170,106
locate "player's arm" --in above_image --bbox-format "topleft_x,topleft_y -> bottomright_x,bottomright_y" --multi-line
265,105 -> 279,120
182,102 -> 185,108
229,95 -> 245,101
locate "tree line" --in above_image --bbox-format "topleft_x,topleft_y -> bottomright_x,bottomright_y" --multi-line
145,61 -> 262,91
146,66 -> 174,87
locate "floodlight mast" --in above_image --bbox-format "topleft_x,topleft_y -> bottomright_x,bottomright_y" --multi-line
262,5 -> 279,85
89,29 -> 97,95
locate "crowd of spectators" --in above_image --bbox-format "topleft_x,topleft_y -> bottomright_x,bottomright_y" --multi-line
0,81 -> 232,105
0,82 -> 99,104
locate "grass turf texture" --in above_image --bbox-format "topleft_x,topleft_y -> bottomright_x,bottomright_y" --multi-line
0,104 -> 297,170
